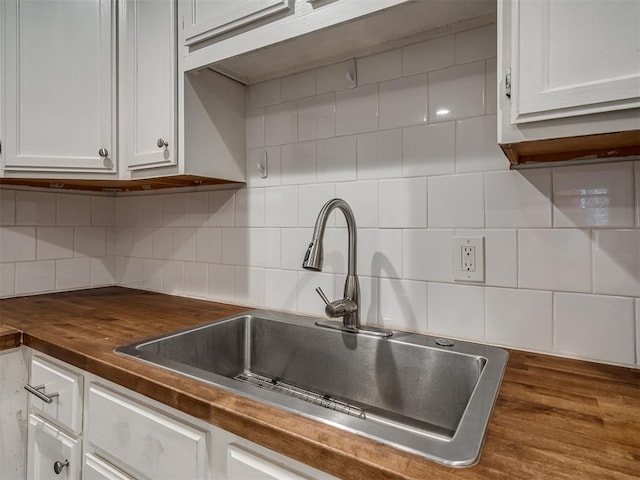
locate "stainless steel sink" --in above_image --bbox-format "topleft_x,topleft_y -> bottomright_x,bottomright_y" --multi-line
116,310 -> 508,467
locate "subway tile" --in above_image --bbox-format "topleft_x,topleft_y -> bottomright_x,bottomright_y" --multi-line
335,84 -> 378,136
74,227 -> 106,258
456,229 -> 517,288
91,196 -> 116,226
116,197 -> 136,227
379,74 -> 428,129
357,229 -> 402,278
234,266 -> 264,306
297,184 -> 335,227
428,174 -> 484,228
163,194 -> 185,227
0,263 -> 15,297
183,192 -> 209,227
235,189 -> 265,227
335,181 -> 378,228
356,129 -> 402,180
316,61 -> 355,94
553,162 -> 635,228
456,115 -> 508,173
485,57 -> 497,115
0,227 -> 36,262
141,258 -> 161,290
15,260 -> 55,295
57,194 -> 91,226
195,227 -> 222,263
554,293 -> 635,365
208,264 -> 235,303
280,227 -> 313,271
245,108 -> 265,149
357,49 -> 402,85
518,229 -> 591,292
428,62 -> 485,122
208,190 -> 235,227
247,79 -> 281,109
152,227 -> 173,260
402,122 -> 455,177
139,196 -> 163,227
0,190 -> 16,225
317,136 -> 357,183
56,258 -> 91,290
297,270 -> 335,316
428,282 -> 485,341
37,227 -> 73,260
265,186 -> 298,227
485,170 -> 552,228
90,257 -> 115,286
118,257 -> 143,287
322,228 -> 348,275
247,146 -> 282,187
183,262 -> 208,299
281,141 -> 317,185
132,227 -> 153,258
264,269 -> 298,312
402,229 -> 454,282
265,101 -> 298,146
249,228 -> 281,269
593,230 -> 640,297
379,178 -> 427,228
115,227 -> 134,257
402,35 -> 455,76
636,299 -> 639,365
455,24 -> 497,64
378,278 -> 427,332
281,70 -> 316,101
345,275 -> 378,325
106,228 -> 117,256
16,191 -> 56,226
221,228 -> 249,266
172,227 -> 196,262
298,93 -> 335,141
486,287 -> 552,352
162,260 -> 184,295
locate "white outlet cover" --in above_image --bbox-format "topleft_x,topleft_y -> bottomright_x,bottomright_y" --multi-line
453,236 -> 485,282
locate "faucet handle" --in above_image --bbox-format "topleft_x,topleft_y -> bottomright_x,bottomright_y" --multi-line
315,287 -> 330,305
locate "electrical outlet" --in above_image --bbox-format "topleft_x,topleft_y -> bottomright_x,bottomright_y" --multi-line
453,237 -> 484,282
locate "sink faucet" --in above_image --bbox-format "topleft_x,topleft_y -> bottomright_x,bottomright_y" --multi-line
303,198 -> 392,337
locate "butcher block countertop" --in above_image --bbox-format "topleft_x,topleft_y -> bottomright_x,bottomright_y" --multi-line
1,287 -> 638,479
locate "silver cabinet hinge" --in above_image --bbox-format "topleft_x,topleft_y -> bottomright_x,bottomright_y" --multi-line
505,69 -> 511,98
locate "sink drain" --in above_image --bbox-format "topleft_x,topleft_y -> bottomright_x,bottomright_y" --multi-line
234,372 -> 365,419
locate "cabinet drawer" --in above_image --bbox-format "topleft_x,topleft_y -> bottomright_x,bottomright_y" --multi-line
227,444 -> 316,480
87,385 -> 209,480
84,454 -> 134,480
27,414 -> 80,480
29,356 -> 83,434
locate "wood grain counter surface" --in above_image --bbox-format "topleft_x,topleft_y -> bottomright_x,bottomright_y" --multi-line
1,287 -> 638,479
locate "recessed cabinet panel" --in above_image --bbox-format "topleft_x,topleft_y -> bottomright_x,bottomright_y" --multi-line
30,356 -> 83,435
121,0 -> 177,171
183,0 -> 292,46
27,415 -> 80,480
83,454 -> 134,480
226,444 -> 315,480
87,385 -> 209,480
2,0 -> 116,173
512,0 -> 640,123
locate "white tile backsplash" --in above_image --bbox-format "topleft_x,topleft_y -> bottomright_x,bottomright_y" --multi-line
554,293 -> 635,365
2,24 -> 639,368
553,162 -> 635,228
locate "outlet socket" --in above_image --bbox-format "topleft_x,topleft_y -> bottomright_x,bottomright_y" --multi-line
453,236 -> 484,282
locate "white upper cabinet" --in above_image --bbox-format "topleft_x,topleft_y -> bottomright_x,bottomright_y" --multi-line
2,0 -> 117,175
497,0 -> 640,163
510,0 -> 640,124
183,0 -> 292,46
120,0 -> 177,172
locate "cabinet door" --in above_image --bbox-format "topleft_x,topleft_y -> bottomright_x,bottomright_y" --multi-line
226,444 -> 315,480
183,0 -> 292,46
511,0 -> 640,123
83,454 -> 134,480
120,0 -> 177,172
2,0 -> 116,173
27,415 -> 80,480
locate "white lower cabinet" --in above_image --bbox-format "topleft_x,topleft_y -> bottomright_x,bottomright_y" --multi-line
27,414 -> 81,480
25,351 -> 336,480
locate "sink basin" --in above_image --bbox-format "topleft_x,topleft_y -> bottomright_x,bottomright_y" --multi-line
116,310 -> 508,467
